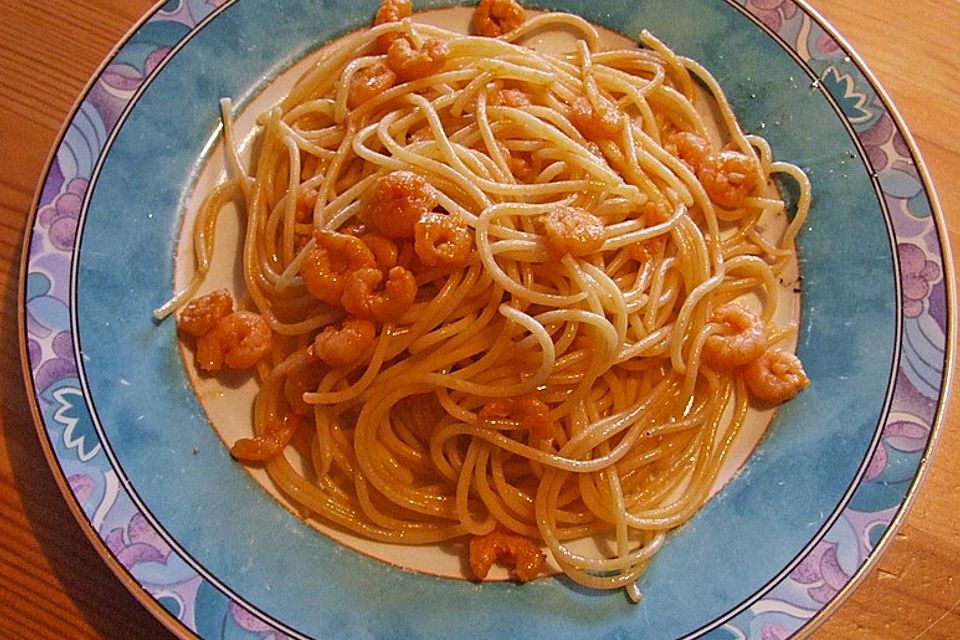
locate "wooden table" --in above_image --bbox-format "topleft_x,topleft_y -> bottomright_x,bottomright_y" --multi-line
0,1 -> 957,638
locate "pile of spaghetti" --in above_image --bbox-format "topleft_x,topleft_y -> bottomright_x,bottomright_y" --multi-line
160,0 -> 811,599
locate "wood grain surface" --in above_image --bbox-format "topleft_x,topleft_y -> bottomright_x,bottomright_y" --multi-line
1,1 -> 957,638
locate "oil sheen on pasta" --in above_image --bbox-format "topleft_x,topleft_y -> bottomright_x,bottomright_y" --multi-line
160,0 -> 811,600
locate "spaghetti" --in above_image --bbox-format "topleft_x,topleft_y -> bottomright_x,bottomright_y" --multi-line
161,0 -> 811,600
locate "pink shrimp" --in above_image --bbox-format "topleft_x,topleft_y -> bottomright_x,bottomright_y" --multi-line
702,304 -> 767,369
364,170 -> 438,240
569,95 -> 623,141
387,37 -> 450,82
665,131 -> 760,208
338,221 -> 369,238
666,131 -> 711,170
469,530 -> 545,582
230,414 -> 304,463
348,61 -> 397,109
312,317 -> 377,367
296,187 -> 318,223
301,230 -> 377,306
195,311 -> 272,372
414,211 -> 472,267
177,289 -> 233,337
626,236 -> 666,263
283,351 -> 323,417
373,0 -> 413,53
541,205 -> 605,260
493,140 -> 534,181
408,126 -> 433,143
489,87 -> 532,108
645,199 -> 673,225
474,0 -> 526,37
341,266 -> 418,322
744,348 -> 810,404
696,150 -> 761,209
478,394 -> 552,439
362,233 -> 400,270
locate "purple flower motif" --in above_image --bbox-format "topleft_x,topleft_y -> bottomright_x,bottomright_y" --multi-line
37,178 -> 88,251
90,40 -> 175,131
229,603 -> 293,638
68,474 -> 96,504
101,64 -> 146,92
27,338 -> 41,364
746,0 -> 799,32
891,128 -> 910,158
862,441 -> 887,482
158,0 -> 227,28
102,47 -> 172,93
791,545 -> 824,584
34,331 -> 79,393
809,545 -> 848,603
899,242 -> 940,317
815,32 -> 841,57
884,420 -> 930,453
859,114 -> 894,172
760,622 -> 792,640
105,513 -> 172,571
790,541 -> 851,604
230,602 -> 275,633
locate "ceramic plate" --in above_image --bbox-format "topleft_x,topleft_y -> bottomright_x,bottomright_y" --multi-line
20,1 -> 954,639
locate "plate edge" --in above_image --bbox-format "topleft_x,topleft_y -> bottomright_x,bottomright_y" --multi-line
783,0 -> 957,637
17,1 -> 958,639
16,1 -> 201,638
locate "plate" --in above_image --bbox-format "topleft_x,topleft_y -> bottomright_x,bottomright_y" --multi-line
20,1 -> 954,639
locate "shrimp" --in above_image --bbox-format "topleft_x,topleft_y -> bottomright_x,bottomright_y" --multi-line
296,187 -> 318,223
666,131 -> 711,170
627,236 -> 666,263
665,131 -> 760,208
408,126 -> 433,143
640,198 -> 672,226
196,311 -> 272,372
474,0 -> 526,37
230,414 -> 304,463
469,531 -> 545,582
362,233 -> 400,270
301,230 -> 377,305
744,348 -> 810,404
697,150 -> 761,209
342,266 -> 418,322
177,289 -> 233,337
387,37 -> 450,82
489,87 -> 532,108
396,241 -> 422,273
478,394 -> 552,439
364,170 -> 437,240
312,317 -> 376,367
494,141 -> 533,180
569,95 -> 623,141
507,152 -> 533,180
338,221 -> 368,237
702,303 -> 767,369
373,0 -> 412,53
348,61 -> 397,109
283,351 -> 323,416
414,211 -> 472,267
541,205 -> 605,260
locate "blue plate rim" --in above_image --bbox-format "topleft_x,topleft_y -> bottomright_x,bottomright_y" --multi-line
19,0 -> 956,638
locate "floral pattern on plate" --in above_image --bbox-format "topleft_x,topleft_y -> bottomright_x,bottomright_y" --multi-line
23,1 -> 951,638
